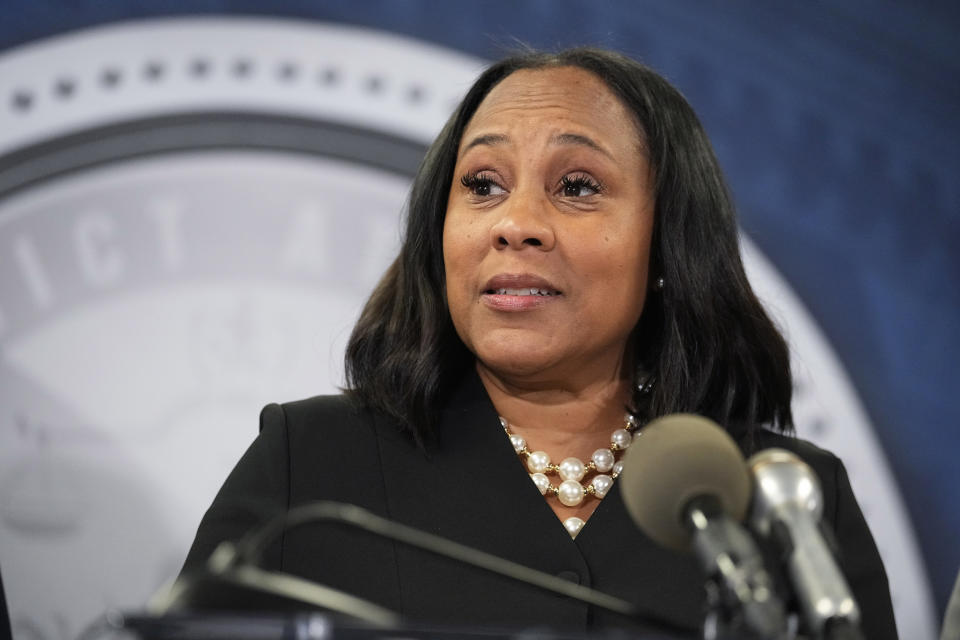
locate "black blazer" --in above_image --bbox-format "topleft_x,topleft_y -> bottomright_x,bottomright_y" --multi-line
183,371 -> 897,638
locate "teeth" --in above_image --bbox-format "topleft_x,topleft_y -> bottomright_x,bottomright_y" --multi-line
493,288 -> 558,296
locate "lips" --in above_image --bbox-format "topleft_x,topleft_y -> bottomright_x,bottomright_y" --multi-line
482,273 -> 562,297
480,274 -> 562,311
489,287 -> 560,296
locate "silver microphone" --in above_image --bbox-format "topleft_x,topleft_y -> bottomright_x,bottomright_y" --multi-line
748,448 -> 861,639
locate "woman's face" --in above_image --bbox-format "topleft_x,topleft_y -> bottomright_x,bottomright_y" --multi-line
443,66 -> 656,385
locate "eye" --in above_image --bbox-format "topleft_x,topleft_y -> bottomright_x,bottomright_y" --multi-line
560,173 -> 603,198
460,171 -> 506,197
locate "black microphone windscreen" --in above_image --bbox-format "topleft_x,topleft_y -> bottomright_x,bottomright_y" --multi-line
619,414 -> 751,551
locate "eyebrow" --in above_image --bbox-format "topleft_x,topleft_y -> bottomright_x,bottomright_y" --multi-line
462,132 -> 613,160
463,133 -> 509,151
551,133 -> 611,159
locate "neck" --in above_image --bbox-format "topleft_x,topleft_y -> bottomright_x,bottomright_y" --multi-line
476,360 -> 632,458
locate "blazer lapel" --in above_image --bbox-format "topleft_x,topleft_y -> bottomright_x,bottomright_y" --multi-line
378,370 -> 593,629
576,481 -> 705,632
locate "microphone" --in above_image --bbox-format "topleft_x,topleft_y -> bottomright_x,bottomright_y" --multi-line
748,449 -> 863,640
619,414 -> 787,639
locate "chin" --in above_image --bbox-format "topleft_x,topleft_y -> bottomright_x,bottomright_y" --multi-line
476,347 -> 560,380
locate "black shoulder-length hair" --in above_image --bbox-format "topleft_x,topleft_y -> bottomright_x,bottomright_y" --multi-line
345,47 -> 793,442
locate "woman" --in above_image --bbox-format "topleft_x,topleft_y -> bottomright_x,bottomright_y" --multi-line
183,48 -> 896,638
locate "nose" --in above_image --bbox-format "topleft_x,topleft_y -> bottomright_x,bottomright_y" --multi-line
489,188 -> 556,251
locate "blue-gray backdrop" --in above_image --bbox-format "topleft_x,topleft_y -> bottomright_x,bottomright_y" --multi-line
3,0 -> 958,619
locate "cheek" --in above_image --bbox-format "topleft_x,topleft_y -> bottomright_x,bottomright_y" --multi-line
592,225 -> 652,310
442,226 -> 477,311
443,216 -> 482,278
442,230 -> 477,348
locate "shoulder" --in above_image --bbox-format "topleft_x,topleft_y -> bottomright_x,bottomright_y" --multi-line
262,394 -> 367,431
259,393 -> 417,457
748,429 -> 841,480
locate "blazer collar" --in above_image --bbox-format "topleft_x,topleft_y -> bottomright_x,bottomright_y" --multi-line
433,368 -> 581,563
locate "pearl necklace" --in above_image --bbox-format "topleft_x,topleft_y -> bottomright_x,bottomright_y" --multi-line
500,413 -> 640,539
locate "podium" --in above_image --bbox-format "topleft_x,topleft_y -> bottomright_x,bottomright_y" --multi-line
93,611 -> 691,640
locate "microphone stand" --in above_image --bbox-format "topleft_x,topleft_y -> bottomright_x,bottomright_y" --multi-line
216,501 -> 695,638
684,496 -> 789,640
